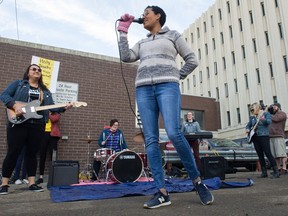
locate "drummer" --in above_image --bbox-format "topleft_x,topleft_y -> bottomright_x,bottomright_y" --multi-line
92,119 -> 128,180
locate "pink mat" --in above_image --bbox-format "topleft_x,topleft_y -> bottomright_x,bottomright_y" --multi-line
73,177 -> 154,186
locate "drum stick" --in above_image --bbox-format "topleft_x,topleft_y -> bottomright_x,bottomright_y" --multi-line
102,132 -> 113,145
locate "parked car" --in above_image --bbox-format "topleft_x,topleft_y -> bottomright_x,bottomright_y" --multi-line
163,137 -> 259,171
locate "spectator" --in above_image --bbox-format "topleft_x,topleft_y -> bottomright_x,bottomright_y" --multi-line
246,102 -> 279,178
36,112 -> 61,184
269,103 -> 287,175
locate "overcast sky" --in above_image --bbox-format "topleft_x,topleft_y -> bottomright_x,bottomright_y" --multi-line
0,0 -> 215,58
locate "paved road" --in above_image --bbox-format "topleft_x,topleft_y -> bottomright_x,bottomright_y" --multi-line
1,170 -> 288,216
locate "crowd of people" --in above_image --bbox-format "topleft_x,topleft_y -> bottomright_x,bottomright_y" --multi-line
246,102 -> 287,178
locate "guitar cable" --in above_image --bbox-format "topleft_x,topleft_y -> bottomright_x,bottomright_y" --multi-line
114,21 -> 144,137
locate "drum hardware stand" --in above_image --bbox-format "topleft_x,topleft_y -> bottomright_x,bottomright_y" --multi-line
105,169 -> 111,182
80,134 -> 98,182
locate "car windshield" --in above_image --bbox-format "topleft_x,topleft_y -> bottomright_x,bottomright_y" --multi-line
210,139 -> 240,148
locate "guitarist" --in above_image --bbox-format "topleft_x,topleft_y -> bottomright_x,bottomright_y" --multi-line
0,64 -> 72,195
245,102 -> 279,179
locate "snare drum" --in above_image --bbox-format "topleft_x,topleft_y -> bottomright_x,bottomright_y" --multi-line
106,150 -> 143,183
94,148 -> 115,160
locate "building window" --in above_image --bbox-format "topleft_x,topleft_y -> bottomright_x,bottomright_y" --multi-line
205,44 -> 208,55
275,0 -> 278,7
191,33 -> 194,43
256,68 -> 261,83
239,18 -> 243,31
284,56 -> 288,72
237,108 -> 241,124
241,45 -> 246,59
278,23 -> 283,38
206,67 -> 210,78
220,32 -> 224,44
208,91 -> 211,97
259,100 -> 264,109
198,49 -> 201,60
234,79 -> 238,93
214,62 -> 218,75
187,78 -> 190,90
204,21 -> 207,32
216,87 -> 220,100
199,71 -> 203,83
218,8 -> 222,20
247,104 -> 251,117
232,51 -> 235,64
273,96 -> 278,103
225,83 -> 229,97
227,111 -> 231,126
181,82 -> 184,92
249,11 -> 254,24
227,1 -> 230,13
222,57 -> 226,69
269,62 -> 274,78
193,75 -> 196,87
229,25 -> 233,38
244,73 -> 249,89
237,0 -> 240,6
211,15 -> 214,27
197,27 -> 200,38
261,2 -> 265,16
212,38 -> 216,50
265,31 -> 269,46
252,38 -> 257,53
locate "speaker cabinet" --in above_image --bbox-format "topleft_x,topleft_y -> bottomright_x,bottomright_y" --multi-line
47,160 -> 79,187
201,156 -> 226,180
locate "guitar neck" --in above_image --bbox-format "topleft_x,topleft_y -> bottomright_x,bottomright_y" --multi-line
251,106 -> 269,130
35,104 -> 67,112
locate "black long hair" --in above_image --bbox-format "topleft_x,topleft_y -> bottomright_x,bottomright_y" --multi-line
23,64 -> 48,91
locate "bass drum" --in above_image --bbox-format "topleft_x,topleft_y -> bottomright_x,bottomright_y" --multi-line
106,150 -> 143,183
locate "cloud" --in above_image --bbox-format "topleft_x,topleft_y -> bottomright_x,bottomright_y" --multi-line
0,0 -> 215,57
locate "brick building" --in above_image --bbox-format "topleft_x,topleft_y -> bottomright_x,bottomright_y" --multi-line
0,38 -> 220,171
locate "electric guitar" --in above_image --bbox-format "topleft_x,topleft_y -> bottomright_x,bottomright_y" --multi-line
247,107 -> 268,143
6,100 -> 87,124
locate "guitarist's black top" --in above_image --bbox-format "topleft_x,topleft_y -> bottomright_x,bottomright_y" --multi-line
0,80 -> 65,124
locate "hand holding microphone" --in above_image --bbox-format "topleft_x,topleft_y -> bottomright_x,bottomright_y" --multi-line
117,13 -> 143,33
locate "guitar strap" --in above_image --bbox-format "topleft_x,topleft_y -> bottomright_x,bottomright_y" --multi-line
40,89 -> 43,104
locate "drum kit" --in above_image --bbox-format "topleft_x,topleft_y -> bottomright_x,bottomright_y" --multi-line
95,149 -> 147,183
79,132 -> 150,183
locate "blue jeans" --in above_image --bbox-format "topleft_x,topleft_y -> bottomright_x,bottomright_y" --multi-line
136,82 -> 200,189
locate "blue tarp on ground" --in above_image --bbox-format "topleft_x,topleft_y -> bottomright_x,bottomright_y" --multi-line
48,177 -> 254,203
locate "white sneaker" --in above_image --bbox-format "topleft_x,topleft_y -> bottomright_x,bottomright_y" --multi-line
15,179 -> 23,185
22,179 -> 29,184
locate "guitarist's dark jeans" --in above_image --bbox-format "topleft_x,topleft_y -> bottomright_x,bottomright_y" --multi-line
38,132 -> 59,176
253,136 -> 277,168
1,122 -> 45,178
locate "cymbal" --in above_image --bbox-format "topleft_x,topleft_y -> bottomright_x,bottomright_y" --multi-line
80,138 -> 98,142
133,133 -> 144,143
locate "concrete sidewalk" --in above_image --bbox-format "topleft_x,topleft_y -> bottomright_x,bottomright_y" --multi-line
1,170 -> 288,216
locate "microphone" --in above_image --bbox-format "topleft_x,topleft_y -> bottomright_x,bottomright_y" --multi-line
117,18 -> 143,24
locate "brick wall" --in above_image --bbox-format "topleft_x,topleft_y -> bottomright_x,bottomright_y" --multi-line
0,38 -> 220,173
